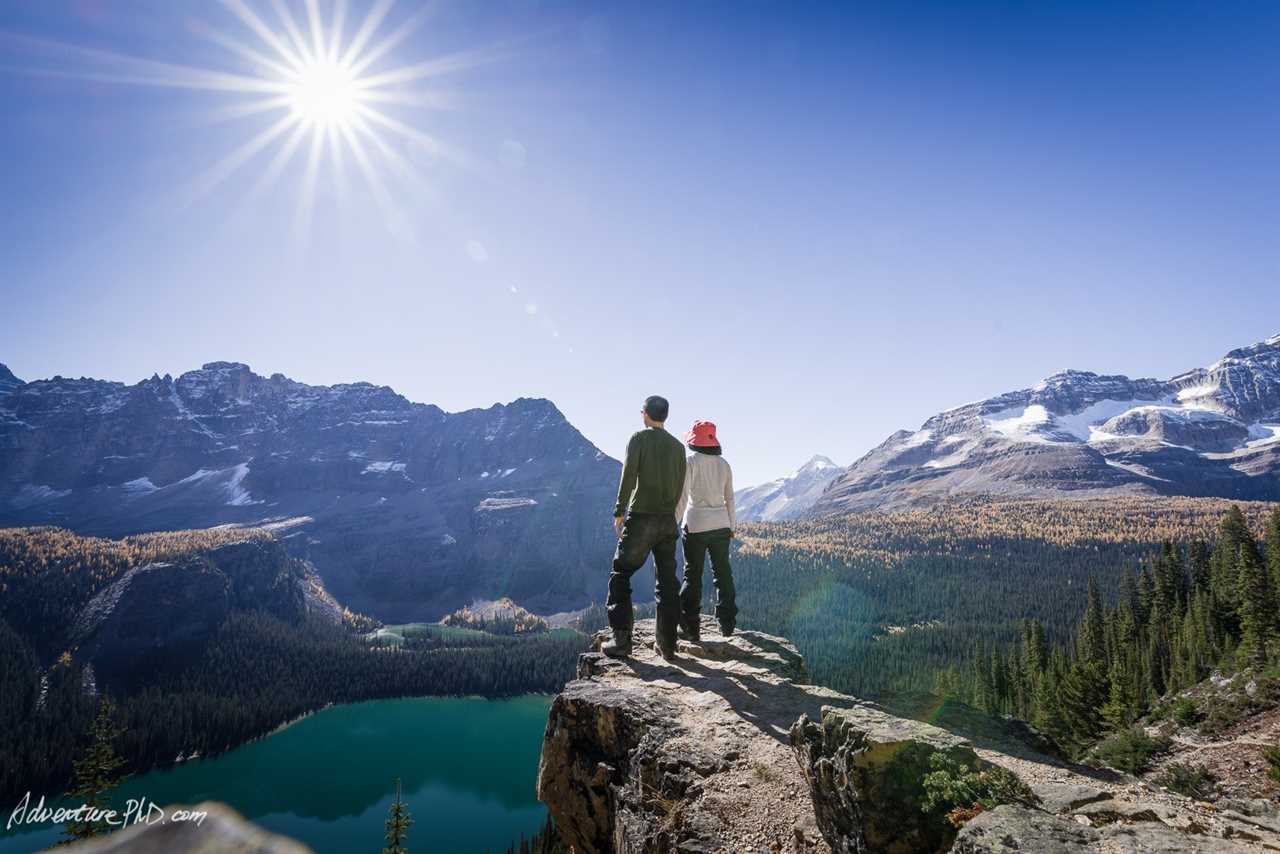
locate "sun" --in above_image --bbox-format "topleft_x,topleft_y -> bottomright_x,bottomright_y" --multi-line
6,1 -> 502,239
288,59 -> 361,128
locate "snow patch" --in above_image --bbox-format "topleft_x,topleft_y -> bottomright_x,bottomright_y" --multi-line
899,429 -> 933,448
122,477 -> 157,495
983,405 -> 1052,441
362,461 -> 407,474
10,484 -> 71,509
475,497 -> 538,511
224,463 -> 262,506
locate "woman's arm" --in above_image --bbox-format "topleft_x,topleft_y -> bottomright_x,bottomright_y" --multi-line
723,460 -> 736,532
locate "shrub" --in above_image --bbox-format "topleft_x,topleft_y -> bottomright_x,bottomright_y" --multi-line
1092,728 -> 1171,774
921,752 -> 1038,827
1155,762 -> 1216,800
1171,698 -> 1199,728
1264,744 -> 1280,783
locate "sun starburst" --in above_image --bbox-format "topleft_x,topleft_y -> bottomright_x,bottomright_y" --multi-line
6,0 -> 498,241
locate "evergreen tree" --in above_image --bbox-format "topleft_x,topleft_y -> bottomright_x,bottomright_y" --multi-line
59,697 -> 126,845
1189,540 -> 1211,594
1266,507 -> 1280,630
1237,543 -> 1274,666
1057,660 -> 1106,752
1021,619 -> 1047,678
1137,567 -> 1155,627
1211,504 -> 1252,613
384,778 -> 413,854
1078,577 -> 1107,670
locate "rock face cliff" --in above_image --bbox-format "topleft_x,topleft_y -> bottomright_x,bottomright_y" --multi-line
537,619 -> 1280,853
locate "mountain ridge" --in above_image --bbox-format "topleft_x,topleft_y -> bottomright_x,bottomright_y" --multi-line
814,332 -> 1280,513
0,360 -> 623,620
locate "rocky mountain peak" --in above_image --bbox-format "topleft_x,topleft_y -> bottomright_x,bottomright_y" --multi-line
535,619 -> 1276,853
816,332 -> 1280,512
735,454 -> 846,522
797,454 -> 838,474
0,359 -> 622,620
0,362 -> 21,394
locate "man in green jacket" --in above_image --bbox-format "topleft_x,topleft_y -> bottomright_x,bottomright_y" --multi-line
604,395 -> 687,660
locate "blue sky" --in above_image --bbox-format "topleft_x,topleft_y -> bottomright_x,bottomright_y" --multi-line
2,0 -> 1279,486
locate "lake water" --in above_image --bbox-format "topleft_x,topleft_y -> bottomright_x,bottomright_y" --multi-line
1,695 -> 552,853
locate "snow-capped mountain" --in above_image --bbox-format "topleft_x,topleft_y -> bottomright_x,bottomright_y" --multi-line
0,361 -> 621,620
735,455 -> 842,521
814,333 -> 1280,513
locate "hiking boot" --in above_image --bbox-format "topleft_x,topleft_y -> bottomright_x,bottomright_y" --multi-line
719,622 -> 735,638
653,641 -> 677,662
677,621 -> 701,643
602,631 -> 633,658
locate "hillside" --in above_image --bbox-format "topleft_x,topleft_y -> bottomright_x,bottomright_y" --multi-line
728,495 -> 1277,697
0,360 -> 622,620
815,333 -> 1280,512
0,526 -> 586,803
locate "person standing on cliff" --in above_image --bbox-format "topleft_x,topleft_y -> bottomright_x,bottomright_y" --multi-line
604,395 -> 687,661
675,420 -> 737,641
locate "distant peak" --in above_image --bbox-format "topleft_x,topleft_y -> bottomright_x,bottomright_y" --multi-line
800,454 -> 837,470
199,361 -> 252,373
0,362 -> 21,387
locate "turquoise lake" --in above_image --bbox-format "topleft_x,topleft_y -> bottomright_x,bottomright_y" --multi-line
0,695 -> 552,853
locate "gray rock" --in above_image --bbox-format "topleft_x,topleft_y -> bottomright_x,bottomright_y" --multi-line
954,803 -> 1266,853
538,617 -> 853,854
538,618 -> 1280,853
63,802 -> 309,853
790,705 -> 980,853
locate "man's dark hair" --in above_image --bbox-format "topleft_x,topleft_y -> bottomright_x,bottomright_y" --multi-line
643,395 -> 669,423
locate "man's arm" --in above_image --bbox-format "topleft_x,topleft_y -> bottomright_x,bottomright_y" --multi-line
724,460 -> 736,534
613,433 -> 641,531
675,459 -> 690,527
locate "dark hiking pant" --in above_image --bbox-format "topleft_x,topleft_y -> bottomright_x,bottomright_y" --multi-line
679,526 -> 737,633
607,512 -> 681,651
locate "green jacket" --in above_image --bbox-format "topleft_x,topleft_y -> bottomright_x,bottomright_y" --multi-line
613,427 -> 687,517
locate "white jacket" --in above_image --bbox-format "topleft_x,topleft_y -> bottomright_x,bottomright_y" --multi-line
676,452 -> 736,534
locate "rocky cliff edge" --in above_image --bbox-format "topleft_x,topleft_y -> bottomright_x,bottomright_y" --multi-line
537,618 -> 1280,853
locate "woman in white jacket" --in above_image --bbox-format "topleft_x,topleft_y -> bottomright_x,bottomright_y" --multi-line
674,420 -> 737,642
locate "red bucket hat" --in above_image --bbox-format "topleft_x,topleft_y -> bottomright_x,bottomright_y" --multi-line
685,420 -> 720,448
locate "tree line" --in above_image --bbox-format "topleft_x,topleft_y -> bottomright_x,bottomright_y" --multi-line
721,496 -> 1276,699
942,505 -> 1280,755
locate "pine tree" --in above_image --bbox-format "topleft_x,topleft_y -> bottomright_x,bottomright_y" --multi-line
1058,660 -> 1106,752
1099,649 -> 1139,731
1137,567 -> 1154,627
1237,543 -> 1274,666
1021,618 -> 1047,678
384,778 -> 413,854
1266,507 -> 1280,631
1211,504 -> 1252,613
1189,540 -> 1211,594
1078,576 -> 1107,670
59,697 -> 126,845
